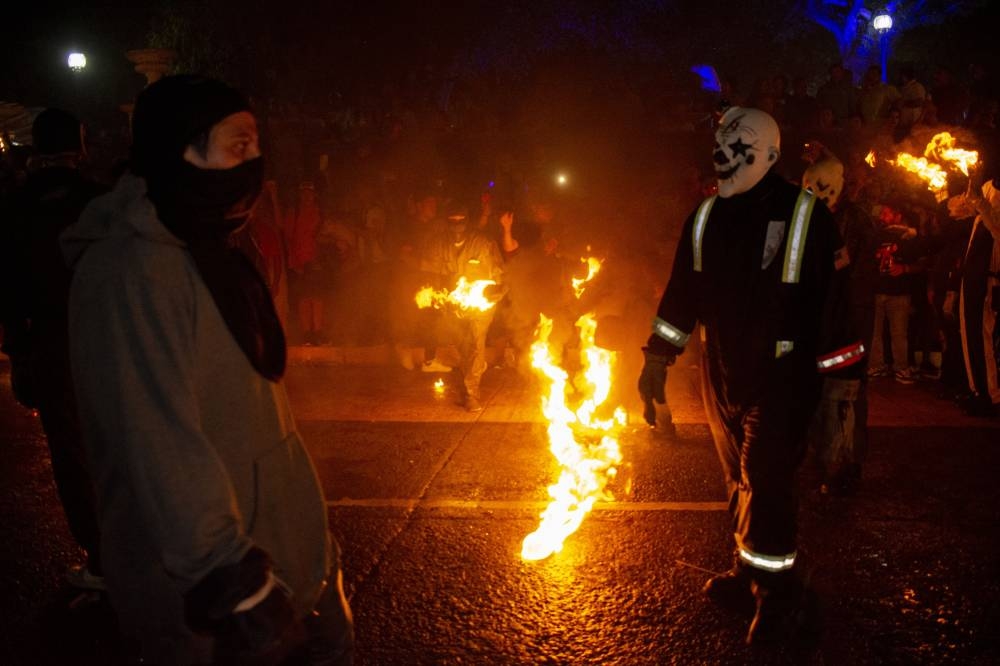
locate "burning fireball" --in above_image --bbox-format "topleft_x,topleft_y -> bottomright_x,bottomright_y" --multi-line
880,132 -> 979,201
415,277 -> 498,312
522,256 -> 626,561
572,256 -> 603,298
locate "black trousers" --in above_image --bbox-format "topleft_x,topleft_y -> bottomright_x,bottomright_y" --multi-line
701,358 -> 819,570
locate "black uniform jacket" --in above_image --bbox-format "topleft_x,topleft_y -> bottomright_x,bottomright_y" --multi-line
648,171 -> 863,407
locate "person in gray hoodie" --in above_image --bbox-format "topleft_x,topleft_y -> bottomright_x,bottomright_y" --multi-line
61,75 -> 353,665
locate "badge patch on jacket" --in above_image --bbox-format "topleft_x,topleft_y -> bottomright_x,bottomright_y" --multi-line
762,220 -> 786,269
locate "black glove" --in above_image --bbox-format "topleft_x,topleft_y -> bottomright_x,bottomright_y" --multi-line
638,347 -> 674,405
185,547 -> 301,663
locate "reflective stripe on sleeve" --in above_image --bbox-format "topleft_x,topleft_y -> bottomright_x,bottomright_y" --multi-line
781,190 -> 816,284
816,342 -> 866,372
652,317 -> 690,347
738,545 -> 797,572
692,196 -> 716,272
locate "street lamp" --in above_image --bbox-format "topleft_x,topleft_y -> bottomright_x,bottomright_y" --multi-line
873,11 -> 893,83
67,52 -> 87,71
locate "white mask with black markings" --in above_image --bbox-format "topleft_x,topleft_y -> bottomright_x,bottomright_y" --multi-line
713,107 -> 781,198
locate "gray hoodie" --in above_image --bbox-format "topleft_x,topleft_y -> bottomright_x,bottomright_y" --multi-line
62,173 -> 330,662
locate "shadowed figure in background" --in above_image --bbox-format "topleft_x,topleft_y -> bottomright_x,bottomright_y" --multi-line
421,201 -> 505,411
0,108 -> 107,590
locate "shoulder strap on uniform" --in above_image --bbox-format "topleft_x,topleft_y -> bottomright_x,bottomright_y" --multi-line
781,190 -> 817,284
692,195 -> 716,272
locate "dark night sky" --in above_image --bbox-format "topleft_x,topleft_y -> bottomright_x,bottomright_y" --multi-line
1,1 -> 996,122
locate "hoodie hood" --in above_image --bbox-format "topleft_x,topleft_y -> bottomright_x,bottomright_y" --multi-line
61,171 -> 183,269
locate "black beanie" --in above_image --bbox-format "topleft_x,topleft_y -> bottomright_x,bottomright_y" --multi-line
32,108 -> 82,155
130,74 -> 250,177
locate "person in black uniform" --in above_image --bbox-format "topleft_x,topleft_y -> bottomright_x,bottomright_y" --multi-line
639,107 -> 864,645
948,146 -> 1000,417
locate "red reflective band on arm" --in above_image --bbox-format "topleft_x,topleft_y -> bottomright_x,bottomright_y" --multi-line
816,342 -> 866,372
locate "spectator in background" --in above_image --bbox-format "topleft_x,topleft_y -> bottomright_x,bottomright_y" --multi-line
898,64 -> 928,131
785,77 -> 820,133
286,181 -> 326,344
868,203 -> 920,384
817,64 -> 855,126
931,66 -> 971,126
0,108 -> 107,589
858,65 -> 900,127
392,189 -> 448,370
232,179 -> 288,322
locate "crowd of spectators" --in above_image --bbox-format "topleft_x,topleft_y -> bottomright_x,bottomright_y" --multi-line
2,57 -> 998,415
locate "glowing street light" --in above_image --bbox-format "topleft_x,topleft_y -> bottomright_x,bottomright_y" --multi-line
68,52 -> 87,71
556,173 -> 568,187
873,11 -> 892,83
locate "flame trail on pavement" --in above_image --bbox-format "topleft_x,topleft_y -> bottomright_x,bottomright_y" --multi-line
521,255 -> 626,561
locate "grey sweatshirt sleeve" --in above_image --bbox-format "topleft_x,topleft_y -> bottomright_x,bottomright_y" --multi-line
69,244 -> 252,592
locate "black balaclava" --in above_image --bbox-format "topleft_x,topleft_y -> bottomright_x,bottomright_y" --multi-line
130,75 -> 285,381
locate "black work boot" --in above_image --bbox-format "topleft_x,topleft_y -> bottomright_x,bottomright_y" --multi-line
703,560 -> 755,617
746,573 -> 820,646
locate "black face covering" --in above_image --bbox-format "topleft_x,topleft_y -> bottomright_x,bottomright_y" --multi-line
157,157 -> 284,382
151,156 -> 265,240
132,75 -> 286,381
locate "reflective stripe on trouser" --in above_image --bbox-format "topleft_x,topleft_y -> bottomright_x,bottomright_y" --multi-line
960,275 -> 1000,403
700,357 -> 818,575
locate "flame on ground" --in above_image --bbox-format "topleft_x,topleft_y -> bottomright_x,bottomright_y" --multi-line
433,379 -> 445,394
520,312 -> 626,561
415,277 -> 498,312
865,150 -> 876,168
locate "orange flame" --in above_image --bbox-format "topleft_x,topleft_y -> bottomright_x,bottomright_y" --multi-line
433,379 -> 445,394
925,132 -> 978,176
889,152 -> 949,193
865,150 -> 876,168
521,275 -> 626,561
886,132 -> 979,200
415,277 -> 497,312
571,256 -> 603,298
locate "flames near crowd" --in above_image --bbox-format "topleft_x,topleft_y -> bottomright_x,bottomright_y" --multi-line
2,7 -> 1000,658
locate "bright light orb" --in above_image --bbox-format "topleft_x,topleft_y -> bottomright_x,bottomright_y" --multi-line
556,173 -> 568,186
68,53 -> 87,71
873,14 -> 893,31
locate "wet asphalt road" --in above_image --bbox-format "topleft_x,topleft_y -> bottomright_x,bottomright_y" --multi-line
2,356 -> 1000,665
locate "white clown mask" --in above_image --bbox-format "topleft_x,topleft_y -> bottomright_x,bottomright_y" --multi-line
802,158 -> 845,211
713,107 -> 780,198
